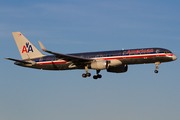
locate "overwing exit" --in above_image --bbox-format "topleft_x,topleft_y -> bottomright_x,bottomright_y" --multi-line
5,32 -> 177,79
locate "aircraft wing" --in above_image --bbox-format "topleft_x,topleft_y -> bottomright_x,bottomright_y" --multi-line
38,41 -> 93,63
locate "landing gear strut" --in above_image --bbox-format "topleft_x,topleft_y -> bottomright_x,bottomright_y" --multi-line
93,70 -> 102,79
154,62 -> 161,73
82,66 -> 91,78
82,66 -> 102,79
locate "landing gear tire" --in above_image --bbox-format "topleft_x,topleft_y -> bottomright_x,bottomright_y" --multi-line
82,74 -> 87,78
97,74 -> 102,78
82,73 -> 91,78
93,75 -> 98,79
86,73 -> 91,77
93,74 -> 102,79
154,70 -> 158,73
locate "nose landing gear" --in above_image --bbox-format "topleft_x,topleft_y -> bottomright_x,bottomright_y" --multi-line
154,62 -> 161,73
154,70 -> 158,73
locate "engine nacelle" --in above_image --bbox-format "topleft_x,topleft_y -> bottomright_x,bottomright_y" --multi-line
107,65 -> 128,73
109,59 -> 122,66
91,60 -> 109,70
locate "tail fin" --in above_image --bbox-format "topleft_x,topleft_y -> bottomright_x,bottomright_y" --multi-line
12,32 -> 45,60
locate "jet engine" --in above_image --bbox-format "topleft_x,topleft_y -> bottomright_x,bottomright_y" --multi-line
90,60 -> 109,70
107,65 -> 128,73
108,59 -> 122,66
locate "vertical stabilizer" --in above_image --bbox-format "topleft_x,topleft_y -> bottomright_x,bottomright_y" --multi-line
12,32 -> 44,60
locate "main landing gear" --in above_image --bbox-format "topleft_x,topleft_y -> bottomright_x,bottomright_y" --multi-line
154,62 -> 161,73
82,66 -> 91,78
93,70 -> 102,79
82,73 -> 91,78
82,66 -> 102,79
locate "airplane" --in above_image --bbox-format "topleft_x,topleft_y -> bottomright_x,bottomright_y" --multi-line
5,32 -> 177,79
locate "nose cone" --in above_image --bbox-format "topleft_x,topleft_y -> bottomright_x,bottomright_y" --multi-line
172,54 -> 178,61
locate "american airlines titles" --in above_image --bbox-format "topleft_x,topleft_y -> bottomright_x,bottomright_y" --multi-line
126,49 -> 154,54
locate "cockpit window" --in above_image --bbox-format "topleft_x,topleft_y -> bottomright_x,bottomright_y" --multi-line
164,51 -> 172,54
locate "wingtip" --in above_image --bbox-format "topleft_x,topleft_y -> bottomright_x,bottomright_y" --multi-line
38,41 -> 46,51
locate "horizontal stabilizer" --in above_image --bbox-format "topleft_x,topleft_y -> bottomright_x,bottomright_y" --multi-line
5,58 -> 32,64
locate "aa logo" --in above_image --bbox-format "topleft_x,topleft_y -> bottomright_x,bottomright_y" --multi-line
22,42 -> 33,53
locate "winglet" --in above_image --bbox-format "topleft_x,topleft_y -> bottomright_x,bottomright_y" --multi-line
38,41 -> 46,51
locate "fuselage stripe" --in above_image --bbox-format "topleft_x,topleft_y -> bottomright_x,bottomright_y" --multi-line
37,61 -> 67,65
36,53 -> 173,65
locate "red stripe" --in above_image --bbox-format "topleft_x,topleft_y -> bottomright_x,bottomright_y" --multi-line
37,54 -> 173,65
37,61 -> 67,65
103,54 -> 173,60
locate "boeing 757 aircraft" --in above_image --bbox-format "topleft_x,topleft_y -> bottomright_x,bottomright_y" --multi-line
5,32 -> 177,79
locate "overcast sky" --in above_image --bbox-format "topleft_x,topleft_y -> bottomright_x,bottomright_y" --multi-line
1,0 -> 180,120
